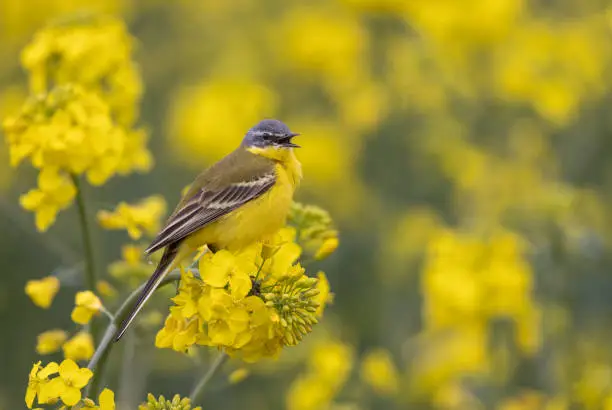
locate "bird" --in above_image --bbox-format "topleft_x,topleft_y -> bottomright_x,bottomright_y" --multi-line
114,119 -> 302,341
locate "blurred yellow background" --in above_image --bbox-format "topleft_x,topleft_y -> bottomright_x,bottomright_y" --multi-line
3,0 -> 612,409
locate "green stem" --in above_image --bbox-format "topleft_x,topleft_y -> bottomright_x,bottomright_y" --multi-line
189,352 -> 228,404
85,270 -> 183,398
71,175 -> 100,344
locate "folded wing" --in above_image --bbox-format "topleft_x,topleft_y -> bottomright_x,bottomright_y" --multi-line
144,172 -> 276,254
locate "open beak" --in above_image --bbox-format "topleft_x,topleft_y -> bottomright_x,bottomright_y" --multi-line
281,132 -> 300,148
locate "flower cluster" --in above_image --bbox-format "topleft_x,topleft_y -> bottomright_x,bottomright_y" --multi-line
288,202 -> 339,260
139,393 -> 202,410
26,359 -> 92,408
155,228 -> 333,362
3,85 -> 151,231
97,195 -> 167,239
21,14 -> 142,127
3,15 -> 152,232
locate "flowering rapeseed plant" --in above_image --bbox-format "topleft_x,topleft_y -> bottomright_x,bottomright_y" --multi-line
11,13 -> 343,410
156,227 -> 333,362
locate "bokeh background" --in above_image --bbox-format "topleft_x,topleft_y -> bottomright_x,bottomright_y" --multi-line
3,0 -> 612,409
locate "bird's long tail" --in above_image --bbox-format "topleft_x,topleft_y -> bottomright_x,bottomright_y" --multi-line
114,244 -> 182,342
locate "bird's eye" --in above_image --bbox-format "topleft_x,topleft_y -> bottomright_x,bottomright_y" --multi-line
261,133 -> 272,141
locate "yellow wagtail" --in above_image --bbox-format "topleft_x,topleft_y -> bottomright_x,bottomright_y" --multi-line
114,119 -> 301,341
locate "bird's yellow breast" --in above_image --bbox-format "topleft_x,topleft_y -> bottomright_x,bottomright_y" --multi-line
184,151 -> 301,252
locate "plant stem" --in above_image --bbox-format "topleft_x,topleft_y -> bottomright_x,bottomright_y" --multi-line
72,174 -> 99,343
85,270 -> 183,398
189,352 -> 228,404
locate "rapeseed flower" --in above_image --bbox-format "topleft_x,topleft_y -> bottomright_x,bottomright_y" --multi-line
19,167 -> 76,231
3,83 -> 150,230
42,359 -> 93,406
71,291 -> 103,325
82,388 -> 115,410
62,331 -> 95,361
36,330 -> 67,355
97,195 -> 167,239
25,361 -> 58,408
140,393 -> 202,410
25,276 -> 60,308
156,227 -> 331,362
21,15 -> 142,127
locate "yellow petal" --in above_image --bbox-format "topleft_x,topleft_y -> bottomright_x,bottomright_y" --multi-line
58,359 -> 79,379
35,206 -> 58,232
209,321 -> 235,346
60,386 -> 82,406
99,388 -> 115,410
228,308 -> 250,333
71,306 -> 94,325
37,377 -> 64,404
19,189 -> 44,210
72,368 -> 94,388
38,362 -> 60,379
229,272 -> 252,299
25,386 -> 36,408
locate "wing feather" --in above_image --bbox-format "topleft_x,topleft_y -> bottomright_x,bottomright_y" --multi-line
144,172 -> 276,254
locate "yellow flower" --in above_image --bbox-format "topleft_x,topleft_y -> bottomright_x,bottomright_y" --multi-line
155,311 -> 199,352
360,349 -> 399,396
83,388 -> 116,410
97,196 -> 167,239
36,330 -> 67,355
25,276 -> 60,309
63,331 -> 95,361
314,236 -> 339,260
20,15 -> 143,127
71,291 -> 103,325
157,231 -> 329,362
25,361 -> 59,408
199,250 -> 253,299
43,359 -> 93,406
19,167 -> 76,231
140,393 -> 202,410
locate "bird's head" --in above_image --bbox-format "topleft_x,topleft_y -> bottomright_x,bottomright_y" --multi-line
242,119 -> 300,150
